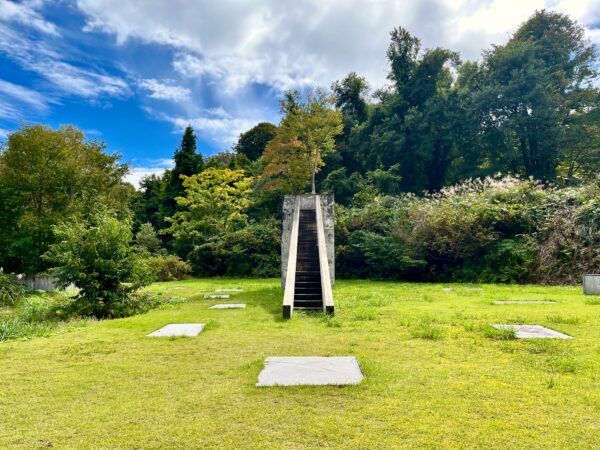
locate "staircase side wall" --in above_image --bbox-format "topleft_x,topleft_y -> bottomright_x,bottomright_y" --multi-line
282,194 -> 334,287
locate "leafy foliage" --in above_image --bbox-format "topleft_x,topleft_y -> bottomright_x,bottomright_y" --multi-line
262,88 -> 343,194
0,272 -> 26,307
235,122 -> 278,161
43,211 -> 155,318
0,125 -> 132,274
135,222 -> 162,253
148,254 -> 191,281
165,168 -> 253,259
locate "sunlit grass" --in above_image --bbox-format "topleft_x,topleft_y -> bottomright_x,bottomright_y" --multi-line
1,279 -> 599,448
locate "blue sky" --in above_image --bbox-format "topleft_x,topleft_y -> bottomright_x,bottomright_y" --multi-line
1,0 -> 598,186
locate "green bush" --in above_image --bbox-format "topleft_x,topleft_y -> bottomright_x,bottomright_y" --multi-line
148,254 -> 191,281
0,272 -> 26,307
43,211 -> 156,319
189,220 -> 280,277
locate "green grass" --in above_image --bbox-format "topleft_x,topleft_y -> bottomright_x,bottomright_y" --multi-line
2,279 -> 600,448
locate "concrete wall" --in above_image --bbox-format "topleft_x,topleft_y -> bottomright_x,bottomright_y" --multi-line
18,274 -> 76,292
583,274 -> 600,295
282,194 -> 334,286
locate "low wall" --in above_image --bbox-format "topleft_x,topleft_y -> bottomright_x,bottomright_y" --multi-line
18,274 -> 76,292
583,274 -> 600,295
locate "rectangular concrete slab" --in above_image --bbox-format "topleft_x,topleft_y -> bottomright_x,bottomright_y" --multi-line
216,288 -> 243,292
494,300 -> 557,304
209,304 -> 246,309
256,356 -> 363,387
493,324 -> 572,339
147,323 -> 205,337
204,294 -> 230,299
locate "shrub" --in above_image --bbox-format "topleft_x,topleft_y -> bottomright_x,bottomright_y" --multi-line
135,222 -> 162,253
148,254 -> 191,281
43,211 -> 156,319
0,272 -> 25,307
188,220 -> 280,277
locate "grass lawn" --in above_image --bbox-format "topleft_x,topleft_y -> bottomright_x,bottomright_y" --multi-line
2,279 -> 600,448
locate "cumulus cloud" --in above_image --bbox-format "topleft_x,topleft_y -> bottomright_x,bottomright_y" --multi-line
125,158 -> 174,189
154,110 -> 258,147
138,78 -> 191,101
76,0 -> 600,93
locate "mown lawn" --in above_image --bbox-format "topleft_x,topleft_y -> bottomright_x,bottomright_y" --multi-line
1,279 -> 599,448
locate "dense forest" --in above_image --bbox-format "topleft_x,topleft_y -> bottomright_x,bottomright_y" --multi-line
1,10 -> 599,288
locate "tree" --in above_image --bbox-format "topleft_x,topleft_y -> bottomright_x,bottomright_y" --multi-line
262,88 -> 343,194
163,125 -> 204,219
235,122 -> 278,161
44,211 -> 155,319
132,174 -> 167,231
135,222 -> 162,253
0,124 -> 132,274
476,10 -> 599,180
165,168 -> 253,258
357,29 -> 464,192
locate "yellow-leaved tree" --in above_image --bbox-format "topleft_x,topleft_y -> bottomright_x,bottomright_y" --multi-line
165,168 -> 253,258
262,88 -> 343,194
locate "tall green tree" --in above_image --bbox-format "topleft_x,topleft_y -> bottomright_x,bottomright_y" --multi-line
357,29 -> 463,192
235,122 -> 278,161
476,10 -> 599,180
0,125 -> 132,274
163,125 -> 204,219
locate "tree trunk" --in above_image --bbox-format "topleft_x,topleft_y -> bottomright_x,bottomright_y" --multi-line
311,146 -> 319,194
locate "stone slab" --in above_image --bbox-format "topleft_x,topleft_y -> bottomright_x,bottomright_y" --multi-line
583,274 -> 600,295
210,304 -> 246,309
216,288 -> 243,292
493,324 -> 572,339
494,300 -> 557,304
147,323 -> 205,337
204,294 -> 230,299
256,356 -> 363,387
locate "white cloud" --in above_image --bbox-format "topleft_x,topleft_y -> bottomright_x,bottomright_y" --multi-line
0,79 -> 50,111
125,158 -> 174,189
76,0 -> 600,93
0,0 -> 59,36
138,78 -> 191,101
125,167 -> 167,189
0,17 -> 129,100
153,109 -> 258,147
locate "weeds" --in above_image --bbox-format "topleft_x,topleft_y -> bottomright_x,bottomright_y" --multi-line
546,314 -> 581,325
411,317 -> 445,340
481,325 -> 516,340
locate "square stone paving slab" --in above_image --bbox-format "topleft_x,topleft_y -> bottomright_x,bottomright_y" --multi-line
216,288 -> 243,292
209,304 -> 246,309
256,356 -> 364,387
204,294 -> 230,299
493,324 -> 572,339
494,300 -> 557,304
147,323 -> 205,337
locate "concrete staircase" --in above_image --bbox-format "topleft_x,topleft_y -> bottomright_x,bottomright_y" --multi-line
282,195 -> 334,318
294,210 -> 323,310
